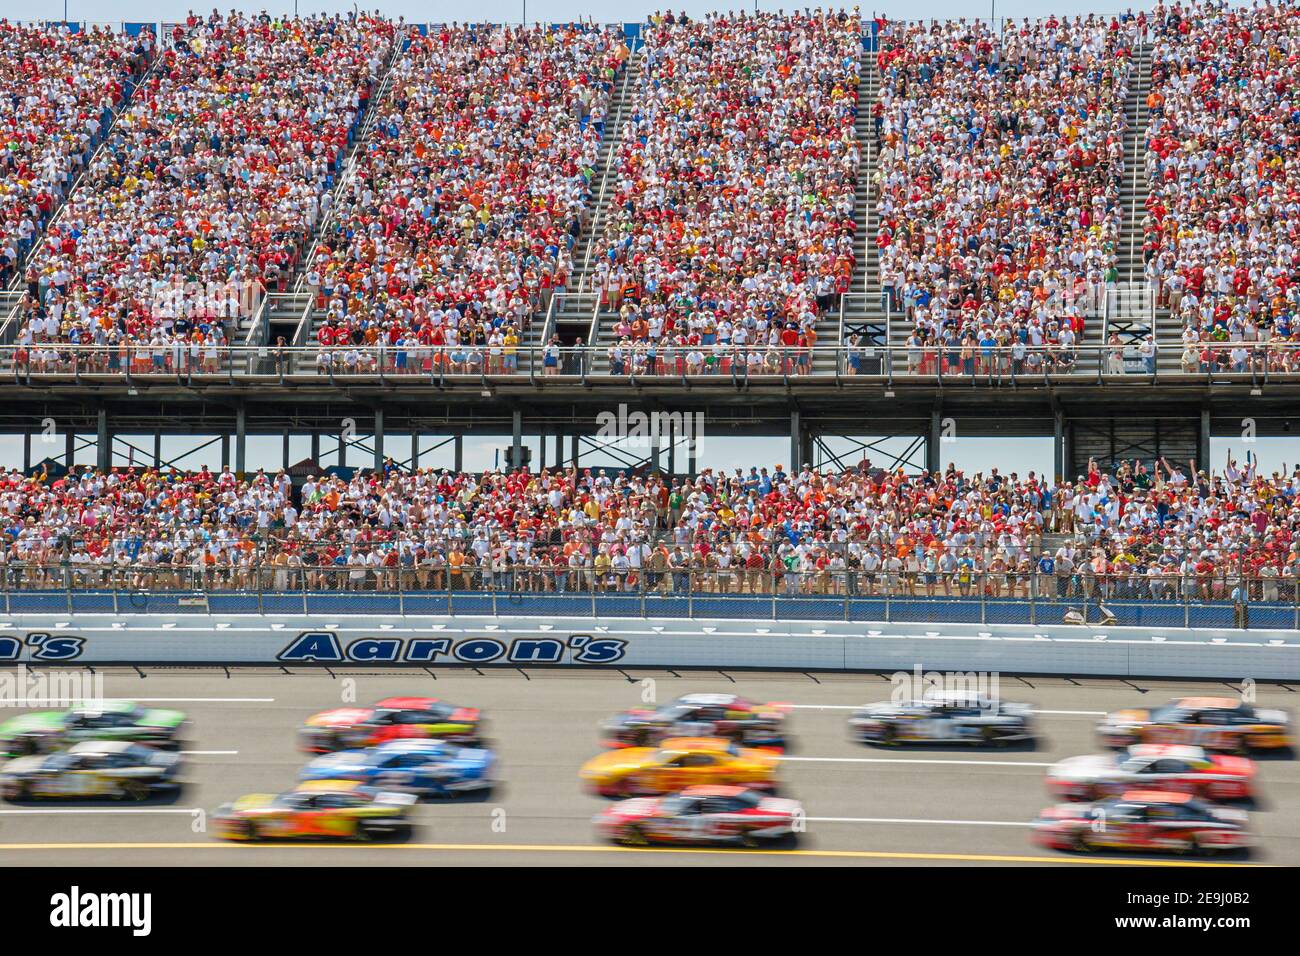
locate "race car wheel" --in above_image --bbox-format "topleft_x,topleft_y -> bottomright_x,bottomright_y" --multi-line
243,821 -> 261,841
1230,736 -> 1249,756
1071,832 -> 1093,853
981,727 -> 997,746
2,779 -> 27,800
119,781 -> 150,802
740,830 -> 760,849
881,725 -> 898,746
14,736 -> 38,756
618,825 -> 649,847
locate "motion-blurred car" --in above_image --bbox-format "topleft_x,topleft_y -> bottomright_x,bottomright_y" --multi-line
298,697 -> 483,753
601,694 -> 790,748
1033,790 -> 1252,855
1046,744 -> 1255,801
299,739 -> 495,797
0,700 -> 188,757
580,737 -> 780,797
212,780 -> 416,842
595,785 -> 802,847
848,695 -> 1035,746
0,741 -> 183,801
1097,697 -> 1292,753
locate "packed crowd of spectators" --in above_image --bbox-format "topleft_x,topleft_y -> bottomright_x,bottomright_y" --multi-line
308,22 -> 627,376
874,13 -> 1140,374
4,452 -> 1299,604
589,9 -> 862,377
0,22 -> 152,288
1144,1 -> 1300,375
8,11 -> 394,372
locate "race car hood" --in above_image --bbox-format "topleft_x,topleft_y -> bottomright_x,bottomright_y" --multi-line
138,708 -> 187,730
1255,708 -> 1290,725
580,747 -> 658,779
229,794 -> 279,813
1102,708 -> 1150,726
1048,754 -> 1119,781
0,712 -> 64,737
305,708 -> 374,729
598,797 -> 664,822
0,755 -> 48,775
302,750 -> 373,778
446,748 -> 494,773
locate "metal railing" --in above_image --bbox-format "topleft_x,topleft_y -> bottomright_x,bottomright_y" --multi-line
0,342 -> 1297,385
1,566 -> 1292,629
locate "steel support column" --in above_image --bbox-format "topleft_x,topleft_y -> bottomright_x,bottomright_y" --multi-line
97,408 -> 110,471
1198,408 -> 1211,473
790,409 -> 802,473
927,409 -> 941,473
235,405 -> 246,475
511,409 -> 522,470
1053,408 -> 1066,482
373,408 -> 384,472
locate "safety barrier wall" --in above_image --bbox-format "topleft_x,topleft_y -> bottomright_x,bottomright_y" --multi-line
1,615 -> 1296,679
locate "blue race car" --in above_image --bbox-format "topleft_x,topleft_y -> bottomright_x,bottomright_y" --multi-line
299,739 -> 496,797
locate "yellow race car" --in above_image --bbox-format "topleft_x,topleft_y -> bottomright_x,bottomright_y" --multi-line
579,737 -> 780,797
212,780 -> 416,842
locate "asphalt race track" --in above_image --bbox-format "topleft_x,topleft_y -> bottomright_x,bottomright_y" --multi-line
0,668 -> 1295,867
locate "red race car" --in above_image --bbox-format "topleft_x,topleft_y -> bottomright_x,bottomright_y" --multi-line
1046,744 -> 1256,802
298,698 -> 483,753
594,785 -> 802,848
1033,790 -> 1252,856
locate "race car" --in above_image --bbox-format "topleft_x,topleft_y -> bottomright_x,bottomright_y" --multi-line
212,780 -> 416,842
594,785 -> 803,848
848,695 -> 1035,746
1046,744 -> 1256,802
299,739 -> 496,797
1097,697 -> 1292,753
0,741 -> 183,801
0,700 -> 189,757
298,697 -> 483,753
579,737 -> 780,797
1033,790 -> 1252,856
600,694 -> 790,749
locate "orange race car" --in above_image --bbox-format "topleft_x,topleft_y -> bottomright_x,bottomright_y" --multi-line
579,737 -> 780,797
1097,697 -> 1292,753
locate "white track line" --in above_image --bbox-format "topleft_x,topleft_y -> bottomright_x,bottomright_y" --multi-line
781,756 -> 1053,767
0,808 -> 198,815
806,816 -> 1035,827
788,705 -> 1104,716
179,750 -> 239,756
0,698 -> 275,705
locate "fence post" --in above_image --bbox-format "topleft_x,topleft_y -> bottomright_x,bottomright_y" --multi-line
687,570 -> 694,619
302,567 -> 308,616
256,563 -> 264,614
639,573 -> 646,619
398,567 -> 405,617
1029,574 -> 1036,626
65,565 -> 73,615
771,572 -> 777,621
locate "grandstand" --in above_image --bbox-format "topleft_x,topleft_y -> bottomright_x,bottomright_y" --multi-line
0,5 -> 1298,623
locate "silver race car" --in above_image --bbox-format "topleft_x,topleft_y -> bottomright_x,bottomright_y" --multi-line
849,695 -> 1035,746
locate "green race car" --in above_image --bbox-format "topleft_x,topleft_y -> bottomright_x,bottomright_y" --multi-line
0,700 -> 189,757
